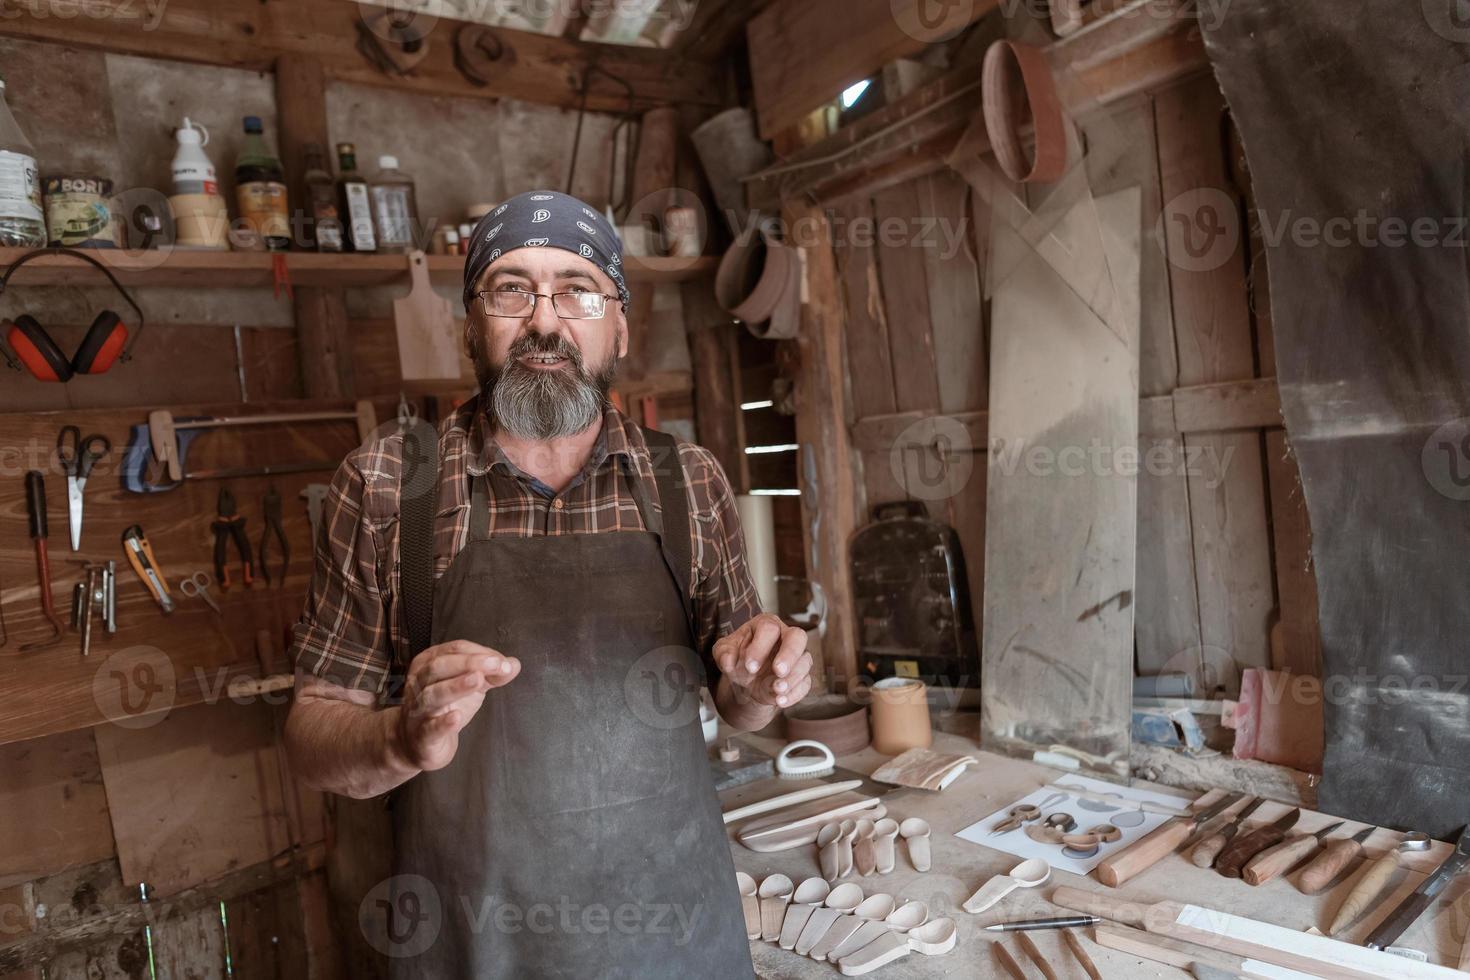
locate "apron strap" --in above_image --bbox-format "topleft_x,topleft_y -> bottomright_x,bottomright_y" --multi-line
400,419 -> 441,662
640,427 -> 696,634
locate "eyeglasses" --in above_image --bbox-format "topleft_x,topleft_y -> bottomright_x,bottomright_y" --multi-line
476,288 -> 620,320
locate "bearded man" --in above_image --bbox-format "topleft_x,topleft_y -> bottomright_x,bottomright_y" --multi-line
284,190 -> 812,977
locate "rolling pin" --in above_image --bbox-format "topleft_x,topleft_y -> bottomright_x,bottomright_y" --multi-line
1328,831 -> 1431,935
1241,821 -> 1343,886
1095,794 -> 1239,888
1297,826 -> 1373,894
1191,798 -> 1263,868
1215,807 -> 1300,879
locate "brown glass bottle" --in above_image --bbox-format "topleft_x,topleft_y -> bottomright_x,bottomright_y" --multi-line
303,143 -> 343,252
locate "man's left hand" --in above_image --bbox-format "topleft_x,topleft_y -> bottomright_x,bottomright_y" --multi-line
714,613 -> 813,708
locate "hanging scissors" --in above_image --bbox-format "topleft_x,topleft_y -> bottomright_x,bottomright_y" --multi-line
57,425 -> 111,551
178,570 -> 222,614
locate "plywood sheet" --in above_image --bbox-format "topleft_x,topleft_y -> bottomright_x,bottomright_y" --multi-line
94,699 -> 291,897
980,184 -> 1142,776
0,728 -> 115,889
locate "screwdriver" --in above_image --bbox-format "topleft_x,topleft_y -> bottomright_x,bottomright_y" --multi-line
1242,820 -> 1345,886
1298,826 -> 1375,894
1190,797 -> 1264,868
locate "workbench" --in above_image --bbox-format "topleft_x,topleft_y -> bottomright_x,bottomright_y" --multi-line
720,727 -> 1470,979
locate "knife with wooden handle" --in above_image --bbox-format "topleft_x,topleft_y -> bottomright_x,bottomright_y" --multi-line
1215,808 -> 1300,879
1242,821 -> 1343,886
1328,847 -> 1402,935
1191,798 -> 1263,868
1095,794 -> 1239,888
1364,824 -> 1470,951
1298,827 -> 1373,894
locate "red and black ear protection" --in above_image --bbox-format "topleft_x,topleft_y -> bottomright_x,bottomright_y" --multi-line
0,247 -> 145,382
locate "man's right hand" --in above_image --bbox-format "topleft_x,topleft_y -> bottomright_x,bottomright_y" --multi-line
391,640 -> 521,772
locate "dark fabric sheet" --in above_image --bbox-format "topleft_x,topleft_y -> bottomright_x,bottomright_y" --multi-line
1202,1 -> 1470,835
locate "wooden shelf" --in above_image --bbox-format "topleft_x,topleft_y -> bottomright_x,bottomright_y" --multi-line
0,248 -> 718,289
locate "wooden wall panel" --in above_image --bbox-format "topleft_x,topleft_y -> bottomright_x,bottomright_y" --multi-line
871,182 -> 943,416
94,699 -> 291,898
0,398 -> 389,744
0,729 -> 115,890
1156,76 -> 1274,693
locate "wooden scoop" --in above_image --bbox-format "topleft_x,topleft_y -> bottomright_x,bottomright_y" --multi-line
872,818 -> 899,873
964,859 -> 1051,914
735,871 -> 760,939
794,882 -> 864,957
810,893 -> 894,962
900,817 -> 932,872
778,877 -> 831,950
757,873 -> 793,941
836,917 -> 957,975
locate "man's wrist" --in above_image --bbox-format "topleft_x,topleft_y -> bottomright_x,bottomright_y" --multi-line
716,677 -> 778,731
379,706 -> 420,779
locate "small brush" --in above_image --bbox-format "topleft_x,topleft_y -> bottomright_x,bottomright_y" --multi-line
776,739 -> 836,779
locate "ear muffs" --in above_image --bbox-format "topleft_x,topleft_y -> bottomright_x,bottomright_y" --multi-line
6,314 -> 74,382
71,310 -> 128,376
0,247 -> 145,381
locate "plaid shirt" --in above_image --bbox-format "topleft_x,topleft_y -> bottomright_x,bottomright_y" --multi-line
290,398 -> 761,697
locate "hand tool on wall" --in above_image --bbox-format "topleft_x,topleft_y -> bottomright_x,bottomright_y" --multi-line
103,559 -> 116,634
122,524 -> 174,614
178,571 -> 222,614
147,403 -> 376,483
1190,798 -> 1264,867
1215,808 -> 1301,879
1242,820 -> 1345,885
1094,793 -> 1239,887
1363,824 -> 1470,951
20,471 -> 65,652
56,424 -> 110,551
211,488 -> 254,590
1298,826 -> 1374,894
1328,830 -> 1432,935
259,486 -> 289,586
301,483 -> 329,546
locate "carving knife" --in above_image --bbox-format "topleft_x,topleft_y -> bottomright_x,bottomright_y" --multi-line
1364,824 -> 1470,951
1095,793 -> 1239,887
1190,797 -> 1264,868
1215,807 -> 1301,878
1242,820 -> 1345,885
1298,826 -> 1374,894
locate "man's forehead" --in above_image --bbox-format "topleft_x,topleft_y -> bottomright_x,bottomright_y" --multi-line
478,248 -> 612,290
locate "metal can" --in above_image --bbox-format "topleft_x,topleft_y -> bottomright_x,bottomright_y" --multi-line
43,175 -> 116,247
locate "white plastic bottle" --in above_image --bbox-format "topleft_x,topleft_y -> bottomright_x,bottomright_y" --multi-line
171,118 -> 219,195
170,117 -> 229,249
369,155 -> 419,253
0,75 -> 46,247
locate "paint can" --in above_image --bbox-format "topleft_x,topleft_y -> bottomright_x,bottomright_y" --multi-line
43,174 -> 116,247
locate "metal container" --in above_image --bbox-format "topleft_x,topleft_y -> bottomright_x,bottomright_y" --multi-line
43,174 -> 115,247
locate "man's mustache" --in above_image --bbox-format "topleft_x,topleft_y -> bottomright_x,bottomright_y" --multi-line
504,332 -> 585,371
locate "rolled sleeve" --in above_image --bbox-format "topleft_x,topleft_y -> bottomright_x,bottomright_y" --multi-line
290,452 -> 394,695
686,446 -> 763,682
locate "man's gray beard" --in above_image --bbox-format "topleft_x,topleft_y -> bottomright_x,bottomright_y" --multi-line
472,332 -> 617,440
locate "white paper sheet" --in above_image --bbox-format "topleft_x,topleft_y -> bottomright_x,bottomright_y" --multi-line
954,774 -> 1188,874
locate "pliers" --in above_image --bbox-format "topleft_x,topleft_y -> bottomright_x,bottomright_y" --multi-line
259,486 -> 290,587
212,487 -> 255,590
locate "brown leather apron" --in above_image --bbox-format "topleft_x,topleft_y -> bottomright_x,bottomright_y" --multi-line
386,429 -> 752,978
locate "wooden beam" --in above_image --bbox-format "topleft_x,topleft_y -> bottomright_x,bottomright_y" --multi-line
276,54 -> 355,399
0,0 -> 728,114
747,0 -> 1000,139
745,1 -> 1208,206
787,201 -> 860,685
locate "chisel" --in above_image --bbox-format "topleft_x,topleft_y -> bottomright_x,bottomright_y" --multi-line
1215,807 -> 1300,879
1095,793 -> 1239,887
1191,798 -> 1264,868
1242,820 -> 1344,885
1297,826 -> 1374,894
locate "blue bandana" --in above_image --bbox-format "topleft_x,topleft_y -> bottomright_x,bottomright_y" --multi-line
461,190 -> 628,313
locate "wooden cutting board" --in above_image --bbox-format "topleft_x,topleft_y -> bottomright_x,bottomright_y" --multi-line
393,249 -> 465,380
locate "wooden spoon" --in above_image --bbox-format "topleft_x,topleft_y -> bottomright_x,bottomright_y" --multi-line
900,817 -> 932,872
735,871 -> 760,939
853,818 -> 878,876
778,877 -> 831,950
757,873 -> 793,942
836,917 -> 958,975
811,893 -> 895,962
872,818 -> 899,874
794,882 -> 864,957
